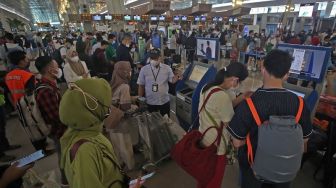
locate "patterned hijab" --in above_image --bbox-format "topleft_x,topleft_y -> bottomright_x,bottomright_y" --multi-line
66,47 -> 86,77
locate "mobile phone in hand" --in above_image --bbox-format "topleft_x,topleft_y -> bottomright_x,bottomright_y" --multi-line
11,150 -> 45,167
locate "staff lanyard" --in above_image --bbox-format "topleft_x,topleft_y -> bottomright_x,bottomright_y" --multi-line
150,65 -> 160,82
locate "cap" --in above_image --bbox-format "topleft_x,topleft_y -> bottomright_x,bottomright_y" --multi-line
35,56 -> 53,72
148,48 -> 161,59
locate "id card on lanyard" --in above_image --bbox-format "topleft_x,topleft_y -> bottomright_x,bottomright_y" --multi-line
150,65 -> 160,92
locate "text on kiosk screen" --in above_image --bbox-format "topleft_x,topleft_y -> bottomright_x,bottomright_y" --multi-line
189,65 -> 208,83
285,48 -> 326,79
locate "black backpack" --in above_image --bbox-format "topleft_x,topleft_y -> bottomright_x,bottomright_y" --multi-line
52,46 -> 65,67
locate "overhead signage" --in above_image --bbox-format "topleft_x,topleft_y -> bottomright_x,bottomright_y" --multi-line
299,3 -> 315,17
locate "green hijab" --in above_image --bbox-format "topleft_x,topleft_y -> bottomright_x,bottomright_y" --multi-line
59,78 -> 112,169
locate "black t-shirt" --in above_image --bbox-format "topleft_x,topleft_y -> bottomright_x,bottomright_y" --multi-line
228,88 -> 313,169
116,44 -> 133,65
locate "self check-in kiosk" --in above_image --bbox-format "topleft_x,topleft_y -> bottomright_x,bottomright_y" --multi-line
277,44 -> 332,119
175,62 -> 217,131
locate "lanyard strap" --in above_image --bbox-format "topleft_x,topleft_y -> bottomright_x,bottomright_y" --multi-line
150,65 -> 160,82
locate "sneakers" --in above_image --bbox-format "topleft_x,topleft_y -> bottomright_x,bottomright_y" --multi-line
0,154 -> 16,162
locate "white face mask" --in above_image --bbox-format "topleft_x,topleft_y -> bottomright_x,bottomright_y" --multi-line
126,44 -> 130,48
131,48 -> 136,52
151,60 -> 160,67
71,56 -> 79,62
54,68 -> 63,79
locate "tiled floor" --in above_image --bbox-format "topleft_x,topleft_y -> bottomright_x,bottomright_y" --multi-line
2,62 -> 325,188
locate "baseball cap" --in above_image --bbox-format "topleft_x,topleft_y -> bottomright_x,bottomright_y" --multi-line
148,48 -> 161,59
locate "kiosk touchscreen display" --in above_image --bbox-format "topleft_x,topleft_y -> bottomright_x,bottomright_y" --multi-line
277,44 -> 331,83
189,65 -> 209,83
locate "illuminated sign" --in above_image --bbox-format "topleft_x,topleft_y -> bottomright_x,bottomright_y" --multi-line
299,3 -> 314,17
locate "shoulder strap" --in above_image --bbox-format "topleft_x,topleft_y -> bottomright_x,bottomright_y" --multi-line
4,43 -> 8,52
246,98 -> 262,126
245,97 -> 261,166
187,87 -> 222,132
296,97 -> 304,124
70,139 -> 89,163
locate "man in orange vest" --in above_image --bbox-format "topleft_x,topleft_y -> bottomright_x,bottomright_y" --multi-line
5,50 -> 35,106
3,50 -> 35,154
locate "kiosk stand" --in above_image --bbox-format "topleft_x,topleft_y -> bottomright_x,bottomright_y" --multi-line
277,44 -> 332,120
175,62 -> 217,131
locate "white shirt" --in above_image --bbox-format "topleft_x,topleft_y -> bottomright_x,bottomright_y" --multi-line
91,42 -> 101,55
137,63 -> 174,105
63,61 -> 90,86
198,86 -> 234,155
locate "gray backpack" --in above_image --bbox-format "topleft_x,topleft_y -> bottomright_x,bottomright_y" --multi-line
246,97 -> 304,183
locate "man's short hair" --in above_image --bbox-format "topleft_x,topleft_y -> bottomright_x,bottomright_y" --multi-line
263,49 -> 293,79
4,32 -> 14,41
122,34 -> 132,41
8,50 -> 26,66
108,34 -> 116,40
86,32 -> 93,36
101,40 -> 109,46
35,56 -> 53,74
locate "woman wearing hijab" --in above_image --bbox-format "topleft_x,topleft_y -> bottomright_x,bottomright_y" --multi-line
59,78 -> 126,188
63,47 -> 90,86
110,61 -> 133,111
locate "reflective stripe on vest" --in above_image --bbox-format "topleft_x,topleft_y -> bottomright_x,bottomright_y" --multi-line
5,69 -> 33,104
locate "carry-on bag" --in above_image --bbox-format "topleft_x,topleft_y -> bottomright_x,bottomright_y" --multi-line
171,88 -> 226,187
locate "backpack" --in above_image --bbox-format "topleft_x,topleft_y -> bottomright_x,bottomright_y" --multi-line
245,97 -> 304,183
16,85 -> 52,142
52,46 -> 65,67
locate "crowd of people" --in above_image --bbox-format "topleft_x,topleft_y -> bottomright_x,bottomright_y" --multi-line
0,26 -> 335,188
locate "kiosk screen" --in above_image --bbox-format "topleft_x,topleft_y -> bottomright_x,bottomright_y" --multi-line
196,38 -> 219,60
277,44 -> 331,83
151,34 -> 161,49
189,65 -> 209,83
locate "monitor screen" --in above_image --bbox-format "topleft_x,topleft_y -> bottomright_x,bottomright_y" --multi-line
299,3 -> 314,17
174,16 -> 180,21
196,38 -> 219,60
124,15 -> 132,21
159,16 -> 165,21
201,16 -> 206,21
104,15 -> 112,20
286,89 -> 306,98
92,15 -> 102,21
195,16 -> 200,21
189,65 -> 209,83
212,17 -> 217,22
150,16 -> 158,21
218,17 -> 223,22
277,44 -> 331,83
134,15 -> 141,21
181,16 -> 187,21
151,33 -> 161,49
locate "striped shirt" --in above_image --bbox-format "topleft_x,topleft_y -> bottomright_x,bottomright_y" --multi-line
228,88 -> 313,169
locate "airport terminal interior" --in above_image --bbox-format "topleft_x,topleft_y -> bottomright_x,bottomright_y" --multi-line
0,0 -> 336,188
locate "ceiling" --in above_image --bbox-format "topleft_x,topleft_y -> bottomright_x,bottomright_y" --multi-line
0,0 -> 59,23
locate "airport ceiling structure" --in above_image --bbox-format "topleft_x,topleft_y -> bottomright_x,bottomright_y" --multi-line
0,0 -> 332,24
0,0 -> 59,23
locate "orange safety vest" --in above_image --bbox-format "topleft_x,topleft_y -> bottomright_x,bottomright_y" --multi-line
5,69 -> 34,105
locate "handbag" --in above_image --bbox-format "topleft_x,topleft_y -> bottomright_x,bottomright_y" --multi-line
171,88 -> 225,187
104,105 -> 125,129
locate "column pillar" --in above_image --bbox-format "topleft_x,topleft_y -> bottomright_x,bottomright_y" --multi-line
253,14 -> 258,25
291,15 -> 297,32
